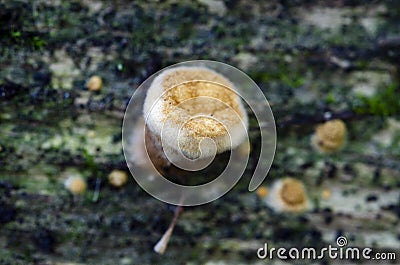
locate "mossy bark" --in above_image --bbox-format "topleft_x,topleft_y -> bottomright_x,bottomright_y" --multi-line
1,0 -> 399,264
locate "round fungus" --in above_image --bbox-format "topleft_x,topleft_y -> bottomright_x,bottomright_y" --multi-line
143,66 -> 248,162
266,177 -> 309,213
108,170 -> 128,188
86,75 -> 103,91
321,188 -> 332,200
311,119 -> 347,154
256,186 -> 269,198
64,176 -> 87,195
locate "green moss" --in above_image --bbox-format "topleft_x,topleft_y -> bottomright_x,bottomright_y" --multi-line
356,83 -> 400,116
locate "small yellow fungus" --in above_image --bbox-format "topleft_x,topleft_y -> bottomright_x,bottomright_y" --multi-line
256,186 -> 268,198
266,177 -> 309,213
86,75 -> 102,91
311,119 -> 347,153
64,176 -> 87,194
321,188 -> 332,200
108,169 -> 128,187
87,130 -> 96,138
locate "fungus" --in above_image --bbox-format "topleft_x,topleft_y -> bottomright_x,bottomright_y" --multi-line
108,169 -> 128,188
128,117 -> 170,172
266,177 -> 309,213
154,206 -> 182,254
256,186 -> 268,199
237,140 -> 251,157
143,66 -> 248,163
86,75 -> 102,91
321,188 -> 332,200
140,66 -> 249,254
87,130 -> 96,138
311,119 -> 347,154
64,176 -> 87,194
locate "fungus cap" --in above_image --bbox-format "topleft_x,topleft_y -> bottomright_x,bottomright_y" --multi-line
87,75 -> 102,91
108,170 -> 128,187
312,119 -> 347,153
321,188 -> 332,200
64,176 -> 87,194
127,117 -> 170,172
266,177 -> 309,213
256,186 -> 269,198
143,66 -> 248,159
237,141 -> 251,157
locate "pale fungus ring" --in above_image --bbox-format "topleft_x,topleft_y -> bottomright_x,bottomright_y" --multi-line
311,119 -> 347,154
266,177 -> 309,213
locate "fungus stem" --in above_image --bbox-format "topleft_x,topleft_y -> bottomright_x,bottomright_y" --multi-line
153,205 -> 183,255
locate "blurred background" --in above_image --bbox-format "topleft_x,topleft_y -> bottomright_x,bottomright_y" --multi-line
0,0 -> 400,264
